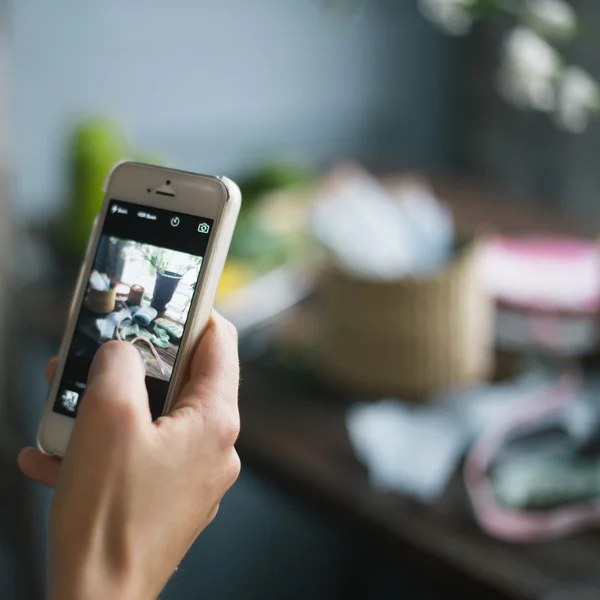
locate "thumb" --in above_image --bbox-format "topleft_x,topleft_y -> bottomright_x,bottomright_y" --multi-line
168,312 -> 239,418
76,341 -> 151,430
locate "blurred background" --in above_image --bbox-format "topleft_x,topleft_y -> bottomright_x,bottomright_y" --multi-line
3,1 -> 600,598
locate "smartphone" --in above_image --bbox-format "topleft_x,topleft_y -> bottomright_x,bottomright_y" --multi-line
37,161 -> 241,456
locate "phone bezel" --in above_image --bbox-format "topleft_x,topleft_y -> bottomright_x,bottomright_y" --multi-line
38,162 -> 234,456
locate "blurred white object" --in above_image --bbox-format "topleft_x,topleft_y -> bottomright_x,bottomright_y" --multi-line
418,0 -> 475,35
498,27 -> 560,113
524,0 -> 576,40
312,168 -> 453,280
89,270 -> 110,291
393,180 -> 454,274
555,67 -> 600,134
347,399 -> 467,500
312,170 -> 414,279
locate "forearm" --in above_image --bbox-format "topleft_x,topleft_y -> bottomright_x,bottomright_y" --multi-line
49,561 -> 150,600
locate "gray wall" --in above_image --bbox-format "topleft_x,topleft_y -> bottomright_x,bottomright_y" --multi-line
6,0 -> 464,224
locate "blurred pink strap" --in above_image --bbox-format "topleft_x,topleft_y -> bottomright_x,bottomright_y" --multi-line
463,367 -> 600,542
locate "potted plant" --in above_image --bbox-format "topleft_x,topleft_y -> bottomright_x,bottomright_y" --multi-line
143,248 -> 202,313
418,0 -> 599,133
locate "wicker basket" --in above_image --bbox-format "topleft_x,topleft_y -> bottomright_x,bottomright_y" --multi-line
315,238 -> 494,400
87,287 -> 117,314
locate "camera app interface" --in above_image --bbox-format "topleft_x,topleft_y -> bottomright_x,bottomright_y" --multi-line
53,200 -> 214,420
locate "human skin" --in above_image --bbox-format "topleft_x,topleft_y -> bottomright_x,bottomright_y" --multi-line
19,313 -> 241,600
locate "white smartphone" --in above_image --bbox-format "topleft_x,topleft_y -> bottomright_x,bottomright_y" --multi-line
37,161 -> 241,456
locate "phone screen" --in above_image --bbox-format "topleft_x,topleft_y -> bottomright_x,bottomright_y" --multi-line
53,200 -> 214,420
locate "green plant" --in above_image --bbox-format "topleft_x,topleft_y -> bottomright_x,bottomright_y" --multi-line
136,245 -> 201,277
63,119 -> 127,260
144,247 -> 169,274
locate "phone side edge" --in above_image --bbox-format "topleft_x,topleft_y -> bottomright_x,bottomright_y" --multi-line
162,176 -> 241,414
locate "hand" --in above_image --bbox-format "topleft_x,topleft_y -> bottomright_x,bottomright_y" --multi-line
19,313 -> 241,600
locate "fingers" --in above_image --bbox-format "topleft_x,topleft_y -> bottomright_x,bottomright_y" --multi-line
189,312 -> 239,382
45,357 -> 58,384
169,312 -> 239,417
18,447 -> 61,488
78,341 -> 151,426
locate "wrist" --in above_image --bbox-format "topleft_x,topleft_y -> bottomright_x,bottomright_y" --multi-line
49,562 -> 146,600
50,581 -> 141,600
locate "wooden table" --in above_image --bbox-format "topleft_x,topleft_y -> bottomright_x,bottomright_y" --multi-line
237,359 -> 600,600
233,173 -> 600,600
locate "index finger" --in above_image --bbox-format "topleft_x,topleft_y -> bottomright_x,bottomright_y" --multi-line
76,341 -> 151,429
168,312 -> 239,417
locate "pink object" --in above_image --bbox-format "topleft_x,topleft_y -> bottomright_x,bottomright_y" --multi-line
464,313 -> 600,542
481,236 -> 600,314
462,368 -> 596,542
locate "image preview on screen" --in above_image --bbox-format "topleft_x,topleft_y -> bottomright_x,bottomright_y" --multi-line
52,200 -> 214,420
